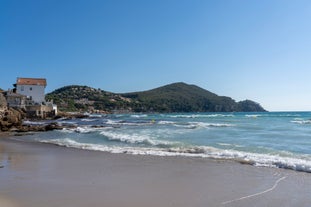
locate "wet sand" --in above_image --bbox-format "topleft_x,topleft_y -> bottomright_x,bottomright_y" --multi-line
1,138 -> 311,207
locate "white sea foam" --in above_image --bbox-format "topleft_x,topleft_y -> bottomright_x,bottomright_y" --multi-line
37,137 -> 311,173
130,114 -> 148,118
89,114 -> 102,118
61,126 -> 105,134
99,130 -> 174,147
60,128 -> 75,133
158,121 -> 176,125
161,121 -> 234,129
168,146 -> 311,172
291,120 -> 311,124
188,122 -> 234,128
105,119 -> 120,125
217,143 -> 243,148
169,114 -> 234,118
23,120 -> 46,125
105,119 -> 151,126
74,127 -> 94,133
81,118 -> 97,122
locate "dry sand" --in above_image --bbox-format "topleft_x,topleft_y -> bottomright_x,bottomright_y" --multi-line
1,138 -> 311,207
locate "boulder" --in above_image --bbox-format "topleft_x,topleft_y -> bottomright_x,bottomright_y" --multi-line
45,123 -> 64,131
0,108 -> 24,132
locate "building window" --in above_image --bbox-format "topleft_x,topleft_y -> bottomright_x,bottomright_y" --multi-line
21,86 -> 24,91
30,87 -> 32,91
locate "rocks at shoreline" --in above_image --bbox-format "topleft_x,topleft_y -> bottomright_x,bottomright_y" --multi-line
53,112 -> 89,120
0,108 -> 111,134
0,103 -> 93,133
15,122 -> 65,133
0,108 -> 24,132
0,110 -> 77,134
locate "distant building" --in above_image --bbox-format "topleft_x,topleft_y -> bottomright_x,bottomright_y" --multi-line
5,90 -> 27,109
14,77 -> 47,104
4,77 -> 58,118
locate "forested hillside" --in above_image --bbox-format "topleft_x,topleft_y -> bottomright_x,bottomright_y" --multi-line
46,82 -> 266,113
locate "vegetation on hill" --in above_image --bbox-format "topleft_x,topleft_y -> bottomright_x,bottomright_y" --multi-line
122,82 -> 265,112
46,82 -> 266,113
46,85 -> 131,112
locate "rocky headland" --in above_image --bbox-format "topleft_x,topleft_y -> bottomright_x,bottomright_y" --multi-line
0,93 -> 68,134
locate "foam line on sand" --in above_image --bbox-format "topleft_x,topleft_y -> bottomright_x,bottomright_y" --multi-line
222,176 -> 287,205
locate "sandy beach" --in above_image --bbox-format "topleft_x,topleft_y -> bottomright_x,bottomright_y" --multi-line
1,137 -> 311,207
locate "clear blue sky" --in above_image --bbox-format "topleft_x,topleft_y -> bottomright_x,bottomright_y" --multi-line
1,0 -> 311,111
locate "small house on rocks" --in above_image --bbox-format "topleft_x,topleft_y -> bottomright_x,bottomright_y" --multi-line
14,77 -> 47,104
3,77 -> 58,118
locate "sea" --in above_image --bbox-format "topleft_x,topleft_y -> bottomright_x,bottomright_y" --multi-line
21,112 -> 311,173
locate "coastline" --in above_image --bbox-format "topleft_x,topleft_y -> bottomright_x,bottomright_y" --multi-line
1,137 -> 311,207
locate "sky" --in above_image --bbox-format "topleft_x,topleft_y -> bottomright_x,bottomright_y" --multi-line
1,0 -> 311,111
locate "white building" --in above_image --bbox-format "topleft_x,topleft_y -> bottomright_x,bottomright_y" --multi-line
15,77 -> 47,104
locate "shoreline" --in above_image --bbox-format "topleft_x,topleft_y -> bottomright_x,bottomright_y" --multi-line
1,137 -> 311,207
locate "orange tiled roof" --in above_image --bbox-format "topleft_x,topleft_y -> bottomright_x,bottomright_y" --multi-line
16,78 -> 47,86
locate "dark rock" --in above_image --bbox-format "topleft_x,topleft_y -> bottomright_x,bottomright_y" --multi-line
13,122 -> 64,133
45,123 -> 63,131
55,112 -> 89,120
0,107 -> 23,131
91,125 -> 105,128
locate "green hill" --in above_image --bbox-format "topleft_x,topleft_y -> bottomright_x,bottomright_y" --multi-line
45,85 -> 131,112
122,82 -> 265,112
46,82 -> 266,113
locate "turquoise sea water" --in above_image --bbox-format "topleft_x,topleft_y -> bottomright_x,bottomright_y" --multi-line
23,112 -> 311,173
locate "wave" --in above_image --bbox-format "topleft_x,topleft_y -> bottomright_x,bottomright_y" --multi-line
99,130 -> 175,147
105,119 -> 153,126
245,113 -> 303,118
89,114 -> 103,118
171,122 -> 234,129
60,126 -> 107,134
188,122 -> 234,128
36,138 -> 311,173
130,114 -> 148,118
158,120 -> 233,129
161,146 -> 311,173
217,143 -> 244,148
23,120 -> 47,125
158,121 -> 176,125
81,118 -> 98,122
168,114 -> 235,118
291,120 -> 311,124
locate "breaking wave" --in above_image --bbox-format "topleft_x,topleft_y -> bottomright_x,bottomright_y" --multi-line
158,120 -> 233,129
291,119 -> 311,124
168,114 -> 235,118
99,130 -> 175,147
38,138 -> 311,173
23,120 -> 47,125
24,111 -> 311,174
